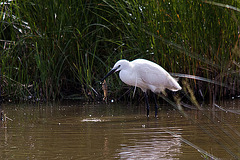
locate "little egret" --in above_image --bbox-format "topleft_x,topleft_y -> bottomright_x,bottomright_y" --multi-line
101,59 -> 182,117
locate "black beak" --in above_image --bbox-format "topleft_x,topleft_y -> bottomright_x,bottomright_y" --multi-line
101,65 -> 120,82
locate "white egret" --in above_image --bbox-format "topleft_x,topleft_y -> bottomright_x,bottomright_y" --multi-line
102,59 -> 182,117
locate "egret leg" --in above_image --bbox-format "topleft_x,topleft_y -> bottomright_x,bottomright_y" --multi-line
153,93 -> 159,117
144,92 -> 150,117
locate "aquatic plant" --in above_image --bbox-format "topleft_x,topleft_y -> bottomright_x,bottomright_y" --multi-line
0,0 -> 239,102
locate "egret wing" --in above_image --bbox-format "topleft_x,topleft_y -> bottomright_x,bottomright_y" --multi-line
138,64 -> 169,84
135,63 -> 180,92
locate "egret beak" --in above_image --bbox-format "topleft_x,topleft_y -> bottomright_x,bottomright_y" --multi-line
101,65 -> 120,82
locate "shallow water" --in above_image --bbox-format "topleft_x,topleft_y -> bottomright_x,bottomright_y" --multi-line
0,100 -> 240,160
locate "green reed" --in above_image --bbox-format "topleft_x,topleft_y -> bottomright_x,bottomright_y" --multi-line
0,0 -> 239,101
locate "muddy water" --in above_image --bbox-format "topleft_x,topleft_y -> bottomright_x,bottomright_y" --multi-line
0,100 -> 240,160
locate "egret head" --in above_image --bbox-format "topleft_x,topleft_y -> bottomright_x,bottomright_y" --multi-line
112,59 -> 130,72
101,59 -> 129,81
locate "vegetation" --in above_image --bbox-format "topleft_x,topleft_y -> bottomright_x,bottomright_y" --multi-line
0,0 -> 240,102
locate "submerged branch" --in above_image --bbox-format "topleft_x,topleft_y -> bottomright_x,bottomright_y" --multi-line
204,1 -> 240,12
170,73 -> 235,90
214,103 -> 240,115
164,129 -> 220,160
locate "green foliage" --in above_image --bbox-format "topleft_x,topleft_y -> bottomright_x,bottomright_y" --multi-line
0,0 -> 240,101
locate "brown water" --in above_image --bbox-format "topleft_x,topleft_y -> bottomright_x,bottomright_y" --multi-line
0,100 -> 240,160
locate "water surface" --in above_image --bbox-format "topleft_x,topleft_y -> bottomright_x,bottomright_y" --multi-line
0,101 -> 240,159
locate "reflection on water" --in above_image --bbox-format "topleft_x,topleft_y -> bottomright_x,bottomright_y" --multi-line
0,100 -> 239,159
117,128 -> 182,160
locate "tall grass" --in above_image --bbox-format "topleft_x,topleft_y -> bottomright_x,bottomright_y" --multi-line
0,0 -> 240,102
